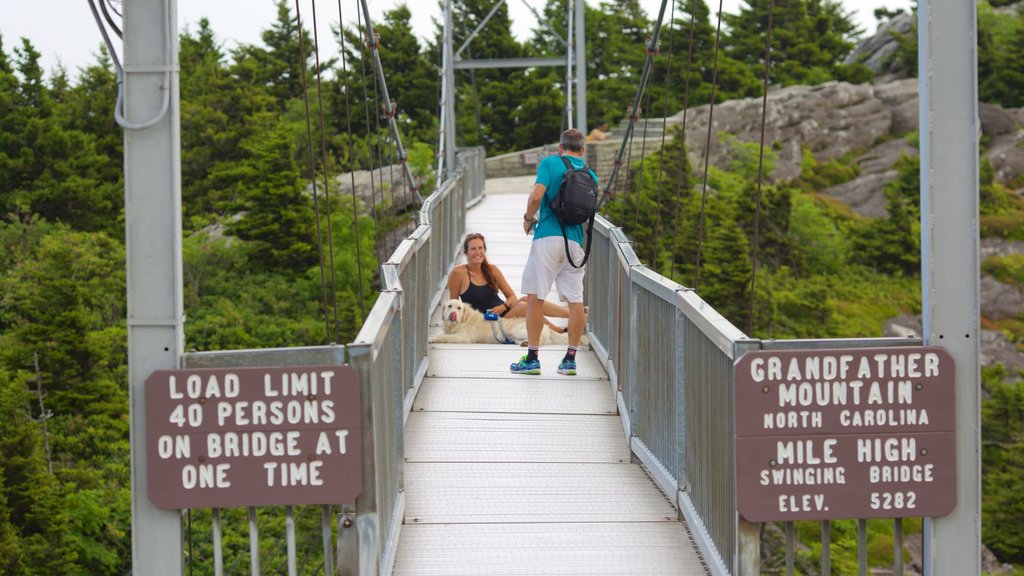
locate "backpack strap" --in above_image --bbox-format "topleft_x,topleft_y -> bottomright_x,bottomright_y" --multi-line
551,155 -> 595,269
558,213 -> 595,269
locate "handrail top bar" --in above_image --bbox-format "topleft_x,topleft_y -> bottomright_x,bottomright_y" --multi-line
632,266 -> 681,303
386,237 -> 419,272
676,288 -> 748,358
617,238 -> 642,269
182,345 -> 347,368
759,336 -> 926,350
349,291 -> 400,359
380,264 -> 402,293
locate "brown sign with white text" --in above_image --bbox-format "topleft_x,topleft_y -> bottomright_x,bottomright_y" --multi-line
734,347 -> 956,522
145,366 -> 361,509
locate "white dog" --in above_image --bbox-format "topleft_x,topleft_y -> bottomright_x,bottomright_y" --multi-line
429,299 -> 587,346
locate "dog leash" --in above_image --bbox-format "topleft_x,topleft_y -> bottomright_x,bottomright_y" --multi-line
485,312 -> 517,345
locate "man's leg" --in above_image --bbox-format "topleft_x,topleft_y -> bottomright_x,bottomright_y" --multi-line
526,294 -> 545,348
511,294 -> 544,374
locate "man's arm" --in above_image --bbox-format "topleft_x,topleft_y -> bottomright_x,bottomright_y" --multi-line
523,183 -> 546,234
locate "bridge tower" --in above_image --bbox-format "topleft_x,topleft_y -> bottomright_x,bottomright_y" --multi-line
919,0 -> 981,573
438,0 -> 587,180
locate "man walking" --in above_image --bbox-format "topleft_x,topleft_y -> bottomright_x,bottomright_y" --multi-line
510,128 -> 596,376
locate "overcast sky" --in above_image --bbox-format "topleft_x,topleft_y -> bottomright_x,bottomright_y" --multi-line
2,0 -> 911,80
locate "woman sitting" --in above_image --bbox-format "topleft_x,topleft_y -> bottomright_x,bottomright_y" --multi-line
449,232 -> 570,331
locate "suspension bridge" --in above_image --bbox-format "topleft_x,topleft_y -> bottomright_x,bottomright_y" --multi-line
110,0 -> 982,574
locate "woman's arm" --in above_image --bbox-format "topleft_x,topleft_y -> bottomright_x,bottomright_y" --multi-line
491,265 -> 518,311
447,266 -> 467,300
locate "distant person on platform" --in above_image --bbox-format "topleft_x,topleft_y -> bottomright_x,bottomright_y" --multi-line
586,120 -> 609,142
510,128 -> 596,376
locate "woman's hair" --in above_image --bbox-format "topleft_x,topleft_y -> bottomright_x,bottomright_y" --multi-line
463,232 -> 498,292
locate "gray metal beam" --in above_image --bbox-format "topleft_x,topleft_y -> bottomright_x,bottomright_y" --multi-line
124,0 -> 185,573
918,0 -> 981,574
455,0 -> 508,60
575,0 -> 587,136
443,0 -> 457,181
453,57 -> 566,70
565,0 -> 574,128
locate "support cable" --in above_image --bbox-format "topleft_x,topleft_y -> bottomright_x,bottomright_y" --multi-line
669,0 -> 700,283
652,0 -> 679,269
87,0 -> 174,131
294,0 -> 334,342
337,0 -> 368,323
596,0 -> 671,210
357,0 -> 423,205
748,0 -> 776,335
634,91 -> 654,233
309,0 -> 345,339
434,43 -> 447,192
693,0 -> 727,291
99,0 -> 122,38
355,5 -> 385,268
366,24 -> 389,257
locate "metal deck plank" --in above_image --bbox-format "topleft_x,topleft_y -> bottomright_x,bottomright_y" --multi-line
426,348 -> 606,380
404,462 -> 676,523
393,523 -> 709,575
405,412 -> 629,463
413,377 -> 616,415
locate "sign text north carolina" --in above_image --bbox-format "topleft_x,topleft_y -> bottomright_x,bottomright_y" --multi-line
145,365 -> 361,509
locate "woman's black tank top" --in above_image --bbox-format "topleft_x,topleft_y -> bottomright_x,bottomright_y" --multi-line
459,265 -> 504,314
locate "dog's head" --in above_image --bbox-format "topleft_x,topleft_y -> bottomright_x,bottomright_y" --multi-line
440,299 -> 469,328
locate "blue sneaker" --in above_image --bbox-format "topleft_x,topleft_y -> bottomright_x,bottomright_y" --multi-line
557,359 -> 577,376
510,355 -> 541,375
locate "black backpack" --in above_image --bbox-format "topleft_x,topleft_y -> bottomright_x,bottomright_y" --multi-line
548,156 -> 598,268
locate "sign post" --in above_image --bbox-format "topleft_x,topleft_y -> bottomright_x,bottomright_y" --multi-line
735,347 -> 956,523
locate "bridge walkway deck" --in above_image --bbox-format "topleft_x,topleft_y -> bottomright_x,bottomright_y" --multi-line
391,176 -> 708,575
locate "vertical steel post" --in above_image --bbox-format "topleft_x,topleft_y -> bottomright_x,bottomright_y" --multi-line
918,0 -> 981,574
565,0 -> 575,129
442,0 -> 457,180
124,0 -> 185,573
575,0 -> 587,137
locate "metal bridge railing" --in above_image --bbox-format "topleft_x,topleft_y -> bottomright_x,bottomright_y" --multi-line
584,215 -> 928,576
174,147 -> 483,576
344,147 -> 482,575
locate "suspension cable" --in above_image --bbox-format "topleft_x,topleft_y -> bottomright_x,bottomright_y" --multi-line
294,0 -> 334,343
596,0 -> 671,210
668,0 -> 700,283
634,91 -> 654,233
308,0 -> 344,341
336,0 -> 368,324
749,0 -> 776,335
693,0 -> 727,292
356,0 -> 423,205
355,5 -> 384,269
652,0 -> 679,268
368,28 -> 388,257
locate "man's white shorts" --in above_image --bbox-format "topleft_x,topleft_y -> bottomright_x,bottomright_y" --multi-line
521,236 -> 586,303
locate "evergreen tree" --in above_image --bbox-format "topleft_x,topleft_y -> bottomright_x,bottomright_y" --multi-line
220,111 -> 319,273
652,0 -> 761,112
850,155 -> 921,275
231,0 -> 319,110
182,19 -> 275,221
724,0 -> 871,86
0,227 -> 126,414
0,373 -> 75,574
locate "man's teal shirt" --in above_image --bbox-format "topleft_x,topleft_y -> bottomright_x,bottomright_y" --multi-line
533,154 -> 599,245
